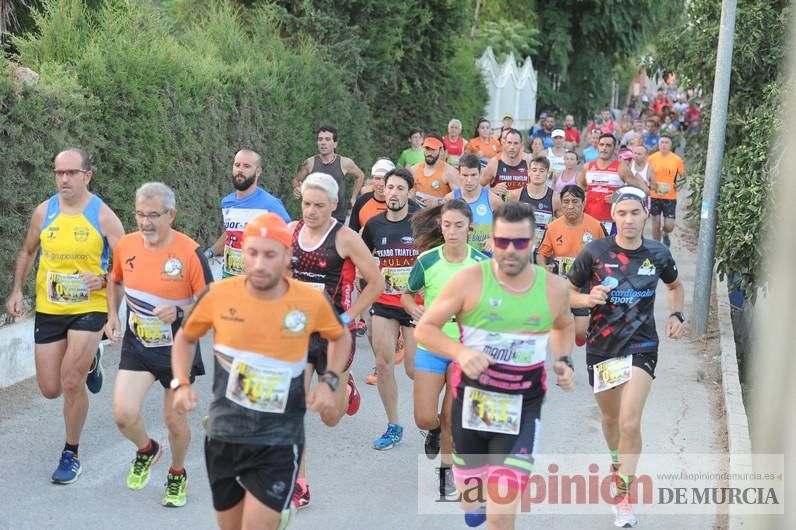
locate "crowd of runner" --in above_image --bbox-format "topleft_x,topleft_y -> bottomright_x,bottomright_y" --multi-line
5,93 -> 694,529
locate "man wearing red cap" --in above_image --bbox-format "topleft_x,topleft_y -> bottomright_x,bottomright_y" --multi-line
410,134 -> 461,207
172,212 -> 350,530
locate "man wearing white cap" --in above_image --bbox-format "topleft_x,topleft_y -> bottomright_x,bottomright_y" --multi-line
546,129 -> 567,184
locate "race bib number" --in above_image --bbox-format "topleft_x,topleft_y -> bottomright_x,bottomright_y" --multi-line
383,267 -> 411,295
225,356 -> 291,414
129,313 -> 173,348
462,386 -> 522,435
555,257 -> 575,276
534,211 -> 553,228
223,245 -> 244,276
593,355 -> 632,393
46,272 -> 89,304
657,182 -> 671,195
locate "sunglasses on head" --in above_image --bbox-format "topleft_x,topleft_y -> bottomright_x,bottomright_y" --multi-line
493,237 -> 532,250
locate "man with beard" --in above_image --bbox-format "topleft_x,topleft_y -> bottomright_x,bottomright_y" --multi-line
361,168 -> 420,450
410,135 -> 461,207
481,128 -> 529,198
414,201 -> 575,528
293,124 -> 366,223
205,149 -> 290,278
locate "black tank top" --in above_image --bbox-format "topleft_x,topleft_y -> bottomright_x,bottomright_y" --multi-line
311,155 -> 347,222
519,186 -> 555,245
493,159 -> 529,191
291,220 -> 354,314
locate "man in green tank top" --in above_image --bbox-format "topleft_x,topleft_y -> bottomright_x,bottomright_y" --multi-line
415,201 -> 576,528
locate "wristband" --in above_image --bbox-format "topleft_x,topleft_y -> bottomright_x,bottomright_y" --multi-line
558,355 -> 574,370
340,312 -> 353,327
204,248 -> 215,259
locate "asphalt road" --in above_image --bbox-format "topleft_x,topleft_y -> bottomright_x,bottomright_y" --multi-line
0,213 -> 726,529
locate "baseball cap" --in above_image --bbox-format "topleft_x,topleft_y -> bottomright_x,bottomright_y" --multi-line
243,213 -> 292,248
552,129 -> 565,138
502,113 -> 513,120
611,186 -> 647,215
539,111 -> 549,119
618,149 -> 634,160
422,137 -> 443,150
371,159 -> 395,177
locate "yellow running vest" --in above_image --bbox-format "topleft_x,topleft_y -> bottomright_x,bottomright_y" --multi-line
36,195 -> 109,315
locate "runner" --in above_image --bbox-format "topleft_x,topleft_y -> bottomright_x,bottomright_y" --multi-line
536,184 -> 606,345
647,136 -> 685,247
582,128 -> 601,163
464,118 -> 501,168
508,156 -> 559,255
630,144 -> 657,211
553,150 -> 580,196
443,119 -> 468,167
577,133 -> 647,235
5,148 -> 124,483
293,124 -> 366,223
288,172 -> 384,508
105,182 -> 212,507
205,149 -> 290,278
360,168 -> 420,450
410,134 -> 461,207
481,128 -> 529,198
171,212 -> 351,530
397,128 -> 425,168
568,186 -> 685,528
414,201 -> 576,528
445,153 -> 502,255
401,199 -> 488,497
562,114 -> 581,147
546,129 -> 567,181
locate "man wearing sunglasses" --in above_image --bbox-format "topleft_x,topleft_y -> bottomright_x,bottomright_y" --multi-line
568,186 -> 685,528
415,201 -> 576,528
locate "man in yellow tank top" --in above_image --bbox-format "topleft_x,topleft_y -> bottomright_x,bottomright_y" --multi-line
5,148 -> 124,484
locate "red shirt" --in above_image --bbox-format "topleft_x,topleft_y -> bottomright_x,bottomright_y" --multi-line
564,127 -> 580,145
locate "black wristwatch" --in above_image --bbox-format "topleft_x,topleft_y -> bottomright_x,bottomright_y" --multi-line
176,307 -> 185,321
319,370 -> 340,392
558,355 -> 574,370
670,312 -> 686,323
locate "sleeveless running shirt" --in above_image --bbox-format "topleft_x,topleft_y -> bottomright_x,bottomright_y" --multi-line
452,262 -> 553,401
311,155 -> 348,222
554,169 -> 578,194
37,195 -> 109,315
444,136 -> 465,166
454,188 -> 494,254
518,186 -> 555,246
493,158 -> 529,191
291,220 -> 355,315
415,162 -> 452,204
546,148 -> 565,177
584,159 -> 623,222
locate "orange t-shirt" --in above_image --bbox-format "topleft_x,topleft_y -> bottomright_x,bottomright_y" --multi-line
648,152 -> 685,200
537,214 -> 606,276
465,137 -> 501,159
182,275 -> 344,371
415,162 -> 453,202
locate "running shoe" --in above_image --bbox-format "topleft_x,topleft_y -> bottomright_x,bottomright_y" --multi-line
438,466 -> 456,497
394,331 -> 405,365
424,426 -> 441,459
612,494 -> 638,528
51,450 -> 81,484
127,441 -> 163,490
162,472 -> 188,507
575,336 -> 587,347
86,343 -> 104,394
346,375 -> 361,416
464,505 -> 487,527
365,367 -> 377,385
292,482 -> 311,510
662,233 -> 671,248
373,423 -> 404,450
356,319 -> 368,337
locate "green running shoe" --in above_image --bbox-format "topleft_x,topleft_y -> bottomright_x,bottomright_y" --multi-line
127,440 -> 162,490
162,471 -> 189,507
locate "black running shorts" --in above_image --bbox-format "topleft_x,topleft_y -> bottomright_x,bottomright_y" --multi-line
34,311 -> 106,344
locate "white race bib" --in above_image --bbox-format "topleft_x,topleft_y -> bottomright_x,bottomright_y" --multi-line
383,267 -> 411,295
656,182 -> 671,195
226,355 -> 292,414
222,245 -> 244,276
593,355 -> 633,393
46,272 -> 89,304
555,257 -> 575,276
462,386 -> 523,435
129,313 -> 173,348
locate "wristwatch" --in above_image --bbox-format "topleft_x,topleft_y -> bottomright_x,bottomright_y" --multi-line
176,306 -> 185,321
319,370 -> 340,392
203,248 -> 215,259
670,312 -> 686,323
339,312 -> 352,327
558,355 -> 574,370
169,377 -> 191,390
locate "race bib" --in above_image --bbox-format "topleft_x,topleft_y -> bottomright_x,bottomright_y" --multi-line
534,211 -> 553,228
555,257 -> 575,276
593,355 -> 632,393
383,267 -> 411,295
462,386 -> 523,435
129,312 -> 173,348
225,355 -> 292,414
223,245 -> 244,276
657,182 -> 671,195
306,282 -> 326,292
46,272 -> 89,304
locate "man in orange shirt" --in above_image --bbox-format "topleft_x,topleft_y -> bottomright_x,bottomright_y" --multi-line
105,182 -> 212,507
537,185 -> 606,344
171,213 -> 350,530
410,134 -> 461,207
647,135 -> 685,247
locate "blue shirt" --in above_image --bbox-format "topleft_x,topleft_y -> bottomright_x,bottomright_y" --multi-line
220,187 -> 291,223
583,146 -> 599,163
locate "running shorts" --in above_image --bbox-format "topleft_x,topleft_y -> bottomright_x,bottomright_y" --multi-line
307,330 -> 356,375
34,311 -> 106,344
370,302 -> 414,328
415,347 -> 451,375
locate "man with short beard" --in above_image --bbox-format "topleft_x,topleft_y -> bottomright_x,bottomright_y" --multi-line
205,149 -> 290,278
410,135 -> 461,207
